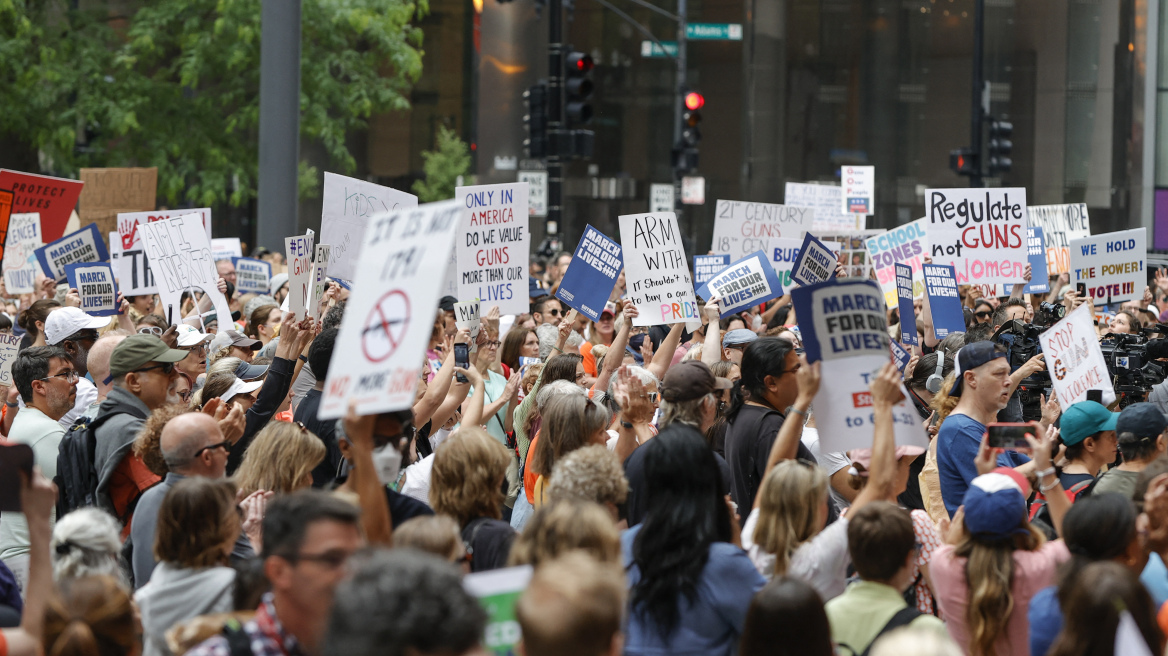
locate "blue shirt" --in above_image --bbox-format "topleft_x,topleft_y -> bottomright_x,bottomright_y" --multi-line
1142,553 -> 1168,608
621,525 -> 765,655
936,413 -> 1030,516
1027,585 -> 1061,656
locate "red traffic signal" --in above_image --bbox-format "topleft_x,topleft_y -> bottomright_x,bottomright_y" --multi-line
685,92 -> 705,111
567,52 -> 594,73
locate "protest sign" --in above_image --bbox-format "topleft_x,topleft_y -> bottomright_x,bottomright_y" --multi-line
34,224 -> 109,282
555,224 -> 622,322
0,190 -> 13,261
285,234 -> 315,320
791,277 -> 927,453
0,170 -> 85,242
0,334 -> 21,386
308,244 -> 331,320
785,182 -> 859,232
925,187 -> 1028,286
77,168 -> 156,241
3,213 -> 42,294
320,172 -> 417,282
866,218 -> 927,308
923,264 -> 966,340
64,262 -> 118,317
1027,203 -> 1090,275
710,200 -> 814,261
1039,303 -> 1115,405
1025,227 -> 1050,294
767,237 -> 841,290
1068,227 -> 1146,304
454,299 -> 481,338
694,251 -> 783,317
896,263 -> 918,346
137,213 -> 233,331
619,212 -> 699,326
464,565 -> 533,656
455,182 -> 530,316
818,229 -> 883,279
842,165 -> 875,215
211,238 -> 242,261
116,209 -> 212,296
233,257 -> 272,294
890,340 -> 911,373
319,200 -> 463,419
693,254 -> 730,287
790,233 -> 838,287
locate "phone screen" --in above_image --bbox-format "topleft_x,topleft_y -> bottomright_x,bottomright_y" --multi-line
1076,282 -> 1087,297
986,423 -> 1034,450
454,343 -> 470,383
0,444 -> 34,512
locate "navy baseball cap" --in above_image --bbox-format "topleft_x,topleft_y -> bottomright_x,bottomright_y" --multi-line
529,277 -> 549,299
962,471 -> 1031,540
949,341 -> 1007,397
1116,402 -> 1168,440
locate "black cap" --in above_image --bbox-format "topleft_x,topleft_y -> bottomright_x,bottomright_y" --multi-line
439,296 -> 458,313
950,341 -> 1007,397
1117,402 -> 1168,439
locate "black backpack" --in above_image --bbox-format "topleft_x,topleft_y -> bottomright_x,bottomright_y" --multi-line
838,606 -> 922,656
53,413 -> 116,518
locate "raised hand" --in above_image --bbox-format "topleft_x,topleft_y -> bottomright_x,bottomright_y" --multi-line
868,361 -> 904,407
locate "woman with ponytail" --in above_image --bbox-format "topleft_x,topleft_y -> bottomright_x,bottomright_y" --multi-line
17,299 -> 60,350
43,575 -> 138,656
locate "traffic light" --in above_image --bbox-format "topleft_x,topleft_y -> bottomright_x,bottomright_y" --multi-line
987,119 -> 1013,175
949,148 -> 977,178
565,51 -> 594,125
682,91 -> 703,147
523,83 -> 548,159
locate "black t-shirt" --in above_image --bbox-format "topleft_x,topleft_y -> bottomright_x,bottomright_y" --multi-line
623,441 -> 733,528
724,404 -> 817,519
386,488 -> 434,529
1060,471 -> 1097,495
294,389 -> 344,487
462,517 -> 516,572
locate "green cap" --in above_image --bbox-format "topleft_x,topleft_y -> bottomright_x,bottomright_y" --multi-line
108,335 -> 188,379
1060,400 -> 1120,447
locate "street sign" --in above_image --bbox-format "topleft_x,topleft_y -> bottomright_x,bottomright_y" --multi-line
687,23 -> 743,40
518,170 -> 548,218
641,40 -> 678,58
681,177 -> 705,205
650,183 -> 674,212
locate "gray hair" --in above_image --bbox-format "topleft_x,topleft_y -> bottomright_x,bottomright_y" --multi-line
536,324 -> 584,360
535,379 -> 586,410
51,508 -> 128,586
660,394 -> 713,430
605,365 -> 659,401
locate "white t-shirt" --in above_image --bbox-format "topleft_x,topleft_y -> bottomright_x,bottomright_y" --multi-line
400,454 -> 435,506
800,426 -> 853,509
741,506 -> 851,601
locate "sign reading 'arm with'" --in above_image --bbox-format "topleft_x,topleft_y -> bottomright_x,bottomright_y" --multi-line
619,212 -> 699,327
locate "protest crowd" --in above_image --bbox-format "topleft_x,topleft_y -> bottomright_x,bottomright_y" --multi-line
1,173 -> 1168,656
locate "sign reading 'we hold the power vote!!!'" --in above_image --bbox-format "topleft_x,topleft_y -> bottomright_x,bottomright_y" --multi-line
925,187 -> 1028,286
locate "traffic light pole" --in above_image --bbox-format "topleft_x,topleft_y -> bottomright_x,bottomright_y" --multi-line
672,0 -> 687,211
969,0 -> 984,188
546,0 -> 564,244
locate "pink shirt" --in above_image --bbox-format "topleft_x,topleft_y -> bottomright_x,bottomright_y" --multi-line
930,539 -> 1069,656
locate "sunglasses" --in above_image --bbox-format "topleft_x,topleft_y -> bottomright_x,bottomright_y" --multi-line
975,311 -> 992,319
137,326 -> 163,337
194,439 -> 231,457
134,362 -> 176,376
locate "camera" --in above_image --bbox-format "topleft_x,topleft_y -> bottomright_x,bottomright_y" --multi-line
1099,330 -> 1168,407
1037,302 -> 1065,325
992,320 -> 1050,421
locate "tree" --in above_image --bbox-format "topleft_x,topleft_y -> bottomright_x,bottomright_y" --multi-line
412,125 -> 472,203
0,0 -> 427,207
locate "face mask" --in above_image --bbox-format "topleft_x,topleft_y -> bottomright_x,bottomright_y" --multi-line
371,443 -> 403,486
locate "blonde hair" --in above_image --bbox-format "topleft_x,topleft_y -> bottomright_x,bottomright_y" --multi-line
508,499 -> 621,567
43,576 -> 137,656
430,427 -> 512,525
515,551 -> 626,656
393,515 -> 464,562
930,371 -> 960,422
753,460 -> 829,576
869,626 -> 962,656
233,422 -> 327,497
532,394 -> 610,479
546,445 -> 629,507
955,525 -> 1046,656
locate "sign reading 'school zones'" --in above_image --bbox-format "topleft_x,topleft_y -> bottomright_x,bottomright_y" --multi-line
455,182 -> 530,316
867,219 -> 927,308
137,214 -> 233,332
34,223 -> 109,283
710,200 -> 814,261
320,172 -> 418,283
1068,228 -> 1146,304
924,187 -> 1028,286
65,262 -> 119,317
556,224 -> 623,322
117,209 -> 212,296
3,213 -> 42,294
619,212 -> 699,326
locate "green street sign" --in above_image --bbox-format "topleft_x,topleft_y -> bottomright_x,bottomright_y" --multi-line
687,23 -> 743,40
640,40 -> 678,58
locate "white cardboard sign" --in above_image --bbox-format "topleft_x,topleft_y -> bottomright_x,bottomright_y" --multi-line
308,244 -> 331,321
116,208 -> 212,296
1027,203 -> 1091,275
137,213 -> 233,332
785,182 -> 860,232
211,238 -> 242,261
3,213 -> 42,294
711,200 -> 814,261
1068,228 -> 1146,304
924,187 -> 1028,286
454,182 -> 530,315
618,211 -> 699,326
320,172 -> 417,283
319,200 -> 463,419
454,299 -> 481,338
0,334 -> 20,386
1039,303 -> 1115,406
285,234 -> 315,321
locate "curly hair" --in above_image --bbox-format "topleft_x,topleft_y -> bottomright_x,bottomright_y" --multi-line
430,427 -> 511,525
545,445 -> 629,507
133,404 -> 193,477
507,498 -> 621,567
233,421 -> 327,497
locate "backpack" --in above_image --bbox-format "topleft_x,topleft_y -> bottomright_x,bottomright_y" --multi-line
53,413 -> 112,518
838,606 -> 922,656
1028,478 -> 1095,525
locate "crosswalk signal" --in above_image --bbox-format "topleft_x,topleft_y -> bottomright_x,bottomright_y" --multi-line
987,119 -> 1013,175
523,83 -> 548,159
949,148 -> 977,178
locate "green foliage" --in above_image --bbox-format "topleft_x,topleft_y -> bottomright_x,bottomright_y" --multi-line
0,0 -> 427,206
412,125 -> 472,203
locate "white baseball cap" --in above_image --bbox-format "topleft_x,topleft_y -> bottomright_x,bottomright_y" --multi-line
219,377 -> 263,403
174,324 -> 214,347
45,307 -> 109,345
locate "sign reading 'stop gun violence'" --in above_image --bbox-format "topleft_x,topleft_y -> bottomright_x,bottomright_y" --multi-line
619,212 -> 699,326
1039,303 -> 1115,406
925,187 -> 1028,286
710,200 -> 814,261
455,182 -> 530,315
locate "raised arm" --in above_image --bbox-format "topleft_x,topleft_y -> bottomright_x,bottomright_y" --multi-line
414,331 -> 467,427
849,362 -> 901,513
760,355 -> 819,486
646,322 -> 684,381
1027,425 -> 1068,536
593,301 -> 636,395
342,404 -> 392,546
3,469 -> 57,656
1010,262 -> 1032,300
460,365 -> 487,427
612,366 -> 657,463
701,299 -> 723,366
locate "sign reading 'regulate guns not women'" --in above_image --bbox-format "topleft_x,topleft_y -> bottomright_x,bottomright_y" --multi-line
455,182 -> 531,316
619,211 -> 700,326
924,187 -> 1028,286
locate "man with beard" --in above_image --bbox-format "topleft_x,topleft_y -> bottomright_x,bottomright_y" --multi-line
0,346 -> 78,590
92,334 -> 188,529
43,306 -> 109,426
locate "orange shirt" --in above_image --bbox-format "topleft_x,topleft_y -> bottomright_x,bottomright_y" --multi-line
524,429 -> 541,504
109,454 -> 162,539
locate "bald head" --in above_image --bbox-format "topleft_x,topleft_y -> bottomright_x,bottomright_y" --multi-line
160,413 -> 224,476
88,333 -> 127,399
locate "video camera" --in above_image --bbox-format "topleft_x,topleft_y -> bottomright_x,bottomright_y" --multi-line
992,320 -> 1050,421
1099,328 -> 1168,407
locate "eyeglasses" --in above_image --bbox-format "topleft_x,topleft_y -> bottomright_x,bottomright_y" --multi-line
183,344 -> 207,356
485,340 -> 501,348
547,309 -> 562,317
67,330 -> 100,344
39,370 -> 78,384
133,362 -> 176,376
193,439 -> 232,457
975,311 -> 992,319
292,549 -> 354,569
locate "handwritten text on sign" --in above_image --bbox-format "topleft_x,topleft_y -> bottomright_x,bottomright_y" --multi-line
925,187 -> 1028,286
0,334 -> 21,386
710,200 -> 814,260
137,214 -> 232,332
456,182 -> 530,315
3,213 -> 42,294
116,209 -> 212,296
1027,204 -> 1090,275
619,212 -> 699,326
320,172 -> 417,282
285,234 -> 315,320
1039,303 -> 1115,405
1068,228 -> 1146,303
